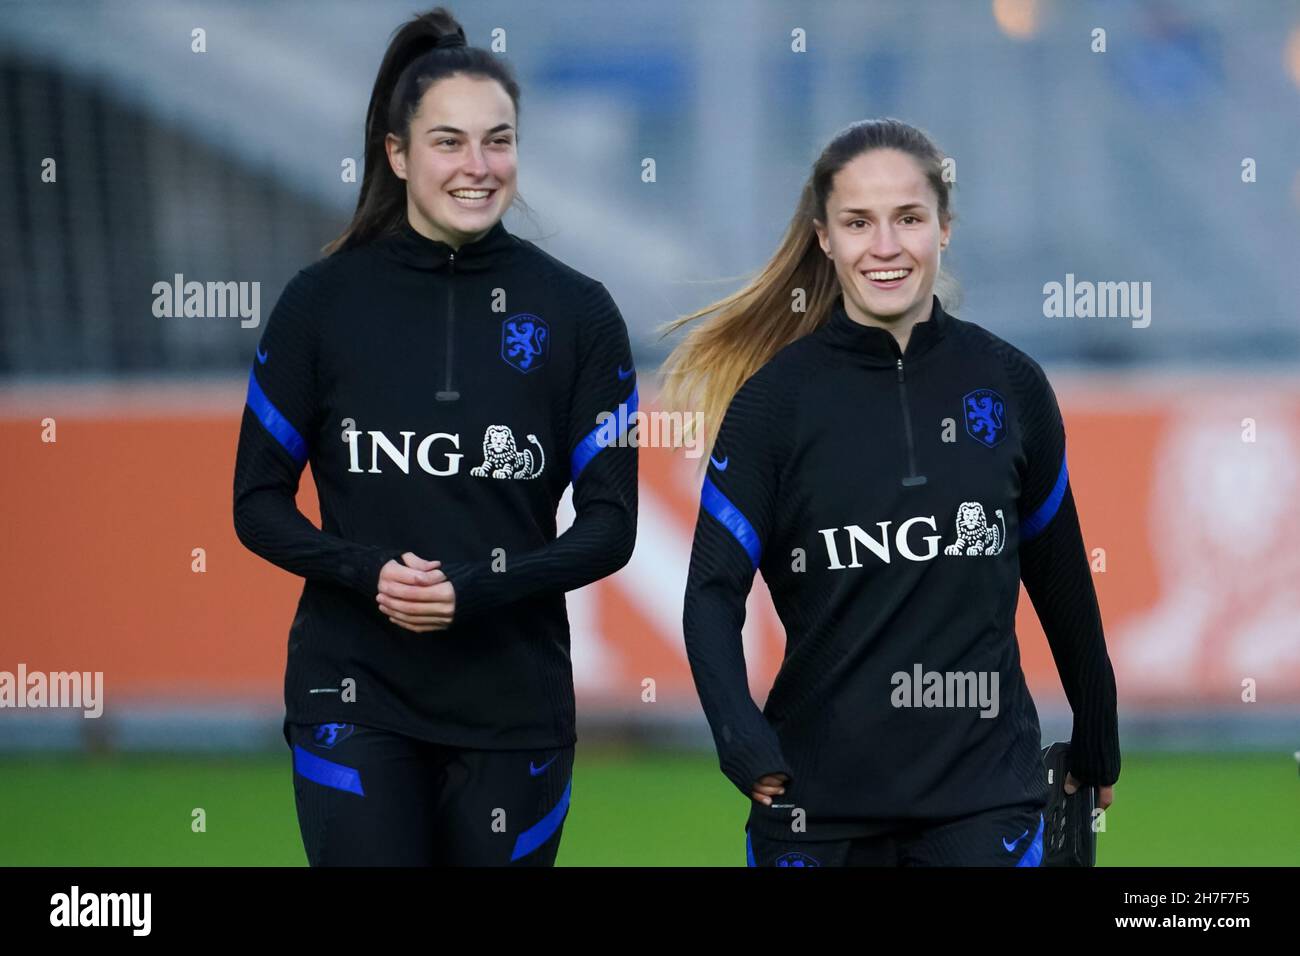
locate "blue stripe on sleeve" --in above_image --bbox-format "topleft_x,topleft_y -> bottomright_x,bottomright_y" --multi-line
510,776 -> 572,861
701,475 -> 762,569
292,745 -> 364,796
245,365 -> 309,467
570,383 -> 638,483
1021,453 -> 1068,542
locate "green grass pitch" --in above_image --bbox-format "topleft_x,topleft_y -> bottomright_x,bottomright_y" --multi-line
1,750 -> 1294,866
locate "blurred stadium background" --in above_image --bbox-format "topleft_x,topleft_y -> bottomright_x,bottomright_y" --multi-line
1,0 -> 1297,865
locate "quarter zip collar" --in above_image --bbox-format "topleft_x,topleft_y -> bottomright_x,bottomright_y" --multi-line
820,293 -> 951,366
377,216 -> 515,272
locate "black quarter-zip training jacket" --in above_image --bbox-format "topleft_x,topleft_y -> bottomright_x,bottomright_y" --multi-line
233,219 -> 638,749
683,293 -> 1120,841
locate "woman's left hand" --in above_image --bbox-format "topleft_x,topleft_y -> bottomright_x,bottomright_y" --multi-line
376,553 -> 457,633
1064,771 -> 1114,811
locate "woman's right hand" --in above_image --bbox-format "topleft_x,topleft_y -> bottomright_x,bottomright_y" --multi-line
375,553 -> 456,633
750,773 -> 790,806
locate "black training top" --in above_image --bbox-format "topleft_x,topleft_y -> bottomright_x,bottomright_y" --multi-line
233,218 -> 638,750
683,293 -> 1120,841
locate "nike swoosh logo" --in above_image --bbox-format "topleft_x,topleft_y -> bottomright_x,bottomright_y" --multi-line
256,346 -> 268,364
529,755 -> 558,776
617,364 -> 634,381
1002,827 -> 1030,852
710,455 -> 728,471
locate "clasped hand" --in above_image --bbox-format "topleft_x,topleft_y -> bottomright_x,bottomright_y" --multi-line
376,553 -> 456,633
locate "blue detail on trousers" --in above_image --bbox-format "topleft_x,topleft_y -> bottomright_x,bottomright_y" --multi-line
701,475 -> 762,569
745,828 -> 756,867
571,384 -> 638,482
245,366 -> 308,466
510,776 -> 572,861
1021,453 -> 1068,541
293,744 -> 364,796
1015,812 -> 1045,867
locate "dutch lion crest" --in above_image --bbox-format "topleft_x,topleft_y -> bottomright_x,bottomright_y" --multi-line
501,314 -> 549,373
963,387 -> 1006,447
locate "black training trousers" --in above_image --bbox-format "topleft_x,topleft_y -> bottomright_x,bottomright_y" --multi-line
746,799 -> 1046,867
287,721 -> 573,866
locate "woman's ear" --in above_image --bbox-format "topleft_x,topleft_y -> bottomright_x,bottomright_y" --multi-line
813,219 -> 831,258
385,132 -> 408,181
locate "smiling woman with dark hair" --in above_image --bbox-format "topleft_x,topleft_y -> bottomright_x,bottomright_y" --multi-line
233,7 -> 637,866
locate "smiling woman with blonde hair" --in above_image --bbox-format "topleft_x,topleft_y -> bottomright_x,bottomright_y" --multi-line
665,118 -> 1120,867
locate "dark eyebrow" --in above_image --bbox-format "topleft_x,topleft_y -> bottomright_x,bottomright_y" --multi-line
838,203 -> 927,216
425,124 -> 515,135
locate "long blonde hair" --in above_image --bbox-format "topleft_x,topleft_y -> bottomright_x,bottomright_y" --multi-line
657,118 -> 960,463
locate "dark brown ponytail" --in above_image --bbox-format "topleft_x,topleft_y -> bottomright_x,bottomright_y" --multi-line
323,7 -> 521,255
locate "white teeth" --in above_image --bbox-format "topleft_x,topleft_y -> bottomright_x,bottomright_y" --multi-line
450,189 -> 491,199
866,269 -> 910,281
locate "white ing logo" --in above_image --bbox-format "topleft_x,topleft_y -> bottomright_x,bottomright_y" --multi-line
344,425 -> 543,479
820,501 -> 1006,568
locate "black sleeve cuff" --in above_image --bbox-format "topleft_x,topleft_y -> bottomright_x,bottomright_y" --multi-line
437,559 -> 493,622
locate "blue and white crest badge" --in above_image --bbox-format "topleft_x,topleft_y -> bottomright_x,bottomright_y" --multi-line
963,387 -> 1007,447
501,314 -> 549,373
